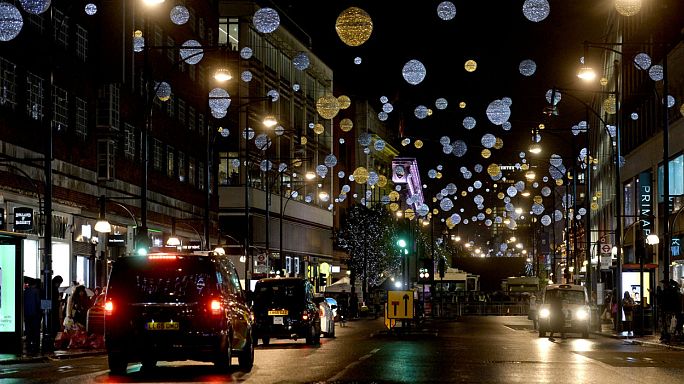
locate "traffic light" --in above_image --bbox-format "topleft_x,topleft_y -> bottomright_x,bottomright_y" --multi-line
318,273 -> 327,287
396,237 -> 408,255
419,267 -> 430,283
134,227 -> 151,256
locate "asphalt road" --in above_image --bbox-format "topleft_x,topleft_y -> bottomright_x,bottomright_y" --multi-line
1,316 -> 684,383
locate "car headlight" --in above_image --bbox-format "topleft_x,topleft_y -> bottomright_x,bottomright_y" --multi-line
539,308 -> 550,318
575,308 -> 589,320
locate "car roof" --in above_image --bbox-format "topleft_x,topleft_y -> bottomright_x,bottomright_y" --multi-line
543,284 -> 585,291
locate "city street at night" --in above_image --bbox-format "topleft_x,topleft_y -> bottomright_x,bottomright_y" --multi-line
2,317 -> 684,383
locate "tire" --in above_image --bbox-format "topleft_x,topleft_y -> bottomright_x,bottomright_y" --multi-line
214,333 -> 232,371
261,337 -> 270,346
108,352 -> 128,375
306,324 -> 316,345
330,322 -> 335,338
238,333 -> 255,372
141,358 -> 156,372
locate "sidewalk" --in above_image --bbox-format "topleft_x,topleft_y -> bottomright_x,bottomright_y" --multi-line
0,346 -> 105,365
593,321 -> 684,351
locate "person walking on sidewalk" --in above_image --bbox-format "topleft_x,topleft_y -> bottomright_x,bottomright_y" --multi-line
622,291 -> 635,337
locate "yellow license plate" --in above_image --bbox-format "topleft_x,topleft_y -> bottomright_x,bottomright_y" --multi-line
268,310 -> 288,316
146,321 -> 180,331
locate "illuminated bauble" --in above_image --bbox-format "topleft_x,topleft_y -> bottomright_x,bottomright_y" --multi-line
338,95 -> 351,109
340,118 -> 353,132
378,111 -> 388,121
591,202 -> 599,210
335,7 -> 373,46
649,65 -> 663,81
313,123 -> 325,135
541,215 -> 551,226
481,149 -> 491,158
240,47 -> 253,60
254,134 -> 271,151
534,195 -> 543,205
487,163 -> 500,176
463,116 -> 476,129
486,99 -> 511,125
84,3 -> 97,15
405,208 -> 417,220
634,52 -> 651,70
20,0 -> 50,15
494,137 -> 504,149
452,140 -> 467,157
316,165 -> 328,178
253,7 -> 280,33
208,88 -> 230,111
378,175 -> 388,187
459,101 -> 466,109
170,5 -> 189,25
436,1 -> 456,20
440,198 -> 454,212
522,0 -> 550,22
414,140 -> 424,149
615,0 -> 641,16
464,60 -> 477,72
374,139 -> 386,151
354,57 -> 362,65
497,192 -> 505,199
545,89 -> 561,105
603,95 -> 617,114
352,167 -> 369,184
324,154 -> 337,168
0,3 -> 23,42
519,59 -> 536,76
156,82 -> 172,101
402,59 -> 427,85
358,132 -> 372,146
293,52 -> 310,71
435,98 -> 448,110
180,40 -> 204,64
316,94 -> 341,119
211,109 -> 227,120
300,136 -> 307,146
241,70 -> 253,82
414,105 -> 429,119
481,133 -> 496,148
680,104 -> 684,117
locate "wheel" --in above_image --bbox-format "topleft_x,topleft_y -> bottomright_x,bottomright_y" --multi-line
315,324 -> 321,344
306,324 -> 316,345
238,333 -> 255,372
330,321 -> 335,338
261,337 -> 270,346
108,352 -> 128,375
214,333 -> 232,371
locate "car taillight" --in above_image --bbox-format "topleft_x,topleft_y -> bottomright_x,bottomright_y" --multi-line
104,300 -> 114,316
209,299 -> 222,315
302,313 -> 309,321
319,307 -> 324,317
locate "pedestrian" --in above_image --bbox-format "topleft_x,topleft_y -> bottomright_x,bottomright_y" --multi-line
50,275 -> 63,339
66,285 -> 91,329
528,293 -> 538,330
622,290 -> 635,337
23,277 -> 42,355
547,291 -> 565,341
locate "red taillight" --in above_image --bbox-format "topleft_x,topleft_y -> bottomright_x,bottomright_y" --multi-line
302,313 -> 309,321
319,307 -> 324,317
104,300 -> 114,316
209,299 -> 222,315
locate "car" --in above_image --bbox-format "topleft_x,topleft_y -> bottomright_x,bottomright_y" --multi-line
103,251 -> 254,374
324,297 -> 338,320
86,293 -> 106,335
251,277 -> 321,345
314,296 -> 335,338
537,284 -> 591,339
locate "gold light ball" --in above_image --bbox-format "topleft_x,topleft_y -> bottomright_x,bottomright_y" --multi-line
603,95 -> 617,115
414,140 -> 424,149
459,101 -> 466,109
338,95 -> 351,109
596,191 -> 602,198
316,94 -> 341,119
389,191 -> 400,201
300,137 -> 308,146
335,7 -> 373,47
405,208 -> 416,220
353,167 -> 369,184
436,172 -> 442,179
481,149 -> 491,158
591,202 -> 600,210
485,208 -> 492,214
313,123 -> 325,135
497,192 -> 505,199
615,0 -> 642,16
487,163 -> 500,176
521,163 -> 529,171
600,77 -> 609,86
378,175 -> 388,187
432,208 -> 439,215
679,104 -> 684,117
494,137 -> 504,149
464,59 -> 477,72
534,195 -> 543,204
461,191 -> 467,197
340,118 -> 353,132
389,202 -> 399,211
556,179 -> 564,186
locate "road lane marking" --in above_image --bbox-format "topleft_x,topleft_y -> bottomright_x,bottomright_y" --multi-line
329,348 -> 380,381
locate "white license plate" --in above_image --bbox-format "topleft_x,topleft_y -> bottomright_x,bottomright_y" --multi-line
273,316 -> 283,325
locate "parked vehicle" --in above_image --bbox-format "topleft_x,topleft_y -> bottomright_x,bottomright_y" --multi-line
314,296 -> 335,338
537,284 -> 591,339
252,277 -> 320,345
104,251 -> 254,374
86,293 -> 106,335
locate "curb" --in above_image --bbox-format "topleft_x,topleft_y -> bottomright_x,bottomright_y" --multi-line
592,330 -> 684,351
0,350 -> 106,365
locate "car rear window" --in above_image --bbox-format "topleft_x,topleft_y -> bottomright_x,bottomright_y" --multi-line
254,281 -> 305,308
108,256 -> 218,303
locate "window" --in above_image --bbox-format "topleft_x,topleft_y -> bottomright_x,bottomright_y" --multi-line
53,9 -> 69,48
123,123 -> 136,160
198,17 -> 205,39
74,97 -> 87,140
52,86 -> 68,131
166,92 -> 175,117
167,145 -> 175,177
76,25 -> 88,61
188,157 -> 196,186
0,57 -> 16,109
166,36 -> 175,63
198,113 -> 205,136
97,139 -> 115,180
153,139 -> 163,170
178,152 -> 186,182
26,72 -> 44,120
97,84 -> 120,130
188,105 -> 195,131
658,154 -> 684,203
154,25 -> 162,47
178,98 -> 186,125
198,161 -> 204,190
27,12 -> 44,33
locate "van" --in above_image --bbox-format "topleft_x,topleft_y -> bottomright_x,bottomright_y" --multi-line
252,277 -> 320,345
537,283 -> 591,338
104,251 -> 254,374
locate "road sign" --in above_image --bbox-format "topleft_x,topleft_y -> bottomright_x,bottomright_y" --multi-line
384,303 -> 396,329
600,243 -> 612,254
387,290 -> 414,319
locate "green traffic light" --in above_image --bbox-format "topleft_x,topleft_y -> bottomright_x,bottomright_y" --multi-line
136,247 -> 148,256
397,239 -> 407,248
